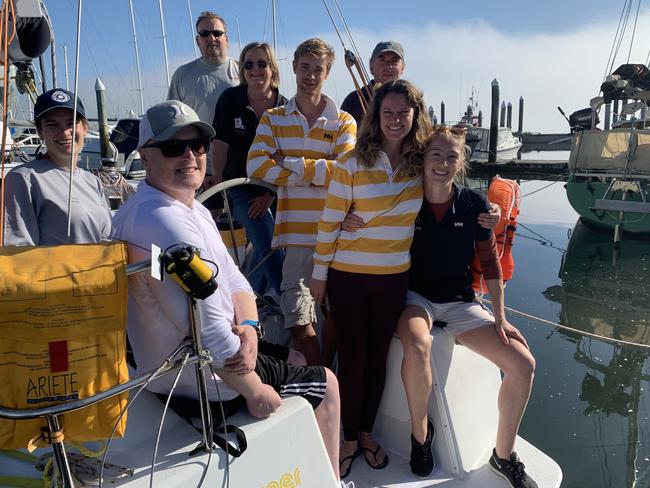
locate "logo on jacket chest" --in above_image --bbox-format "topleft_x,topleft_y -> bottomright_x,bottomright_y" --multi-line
234,117 -> 245,130
454,222 -> 464,227
323,132 -> 333,141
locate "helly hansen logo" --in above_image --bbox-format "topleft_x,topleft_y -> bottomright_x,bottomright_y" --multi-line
323,133 -> 333,141
454,222 -> 463,227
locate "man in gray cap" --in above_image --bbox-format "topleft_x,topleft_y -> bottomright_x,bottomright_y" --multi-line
112,100 -> 349,487
340,40 -> 405,124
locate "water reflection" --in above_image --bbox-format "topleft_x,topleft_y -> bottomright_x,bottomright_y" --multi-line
545,220 -> 650,347
543,220 -> 650,488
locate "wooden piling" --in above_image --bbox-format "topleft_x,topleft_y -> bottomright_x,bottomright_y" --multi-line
440,101 -> 445,125
499,101 -> 506,127
506,102 -> 512,129
95,78 -> 110,159
489,79 -> 499,163
518,96 -> 524,134
604,103 -> 611,130
478,110 -> 483,127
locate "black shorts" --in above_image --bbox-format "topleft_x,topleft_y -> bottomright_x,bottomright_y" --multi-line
157,352 -> 326,425
255,353 -> 327,409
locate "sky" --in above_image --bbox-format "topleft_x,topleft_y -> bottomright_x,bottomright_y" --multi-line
26,0 -> 650,132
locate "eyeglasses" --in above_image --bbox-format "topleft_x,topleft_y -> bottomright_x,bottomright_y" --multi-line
145,137 -> 211,158
243,60 -> 269,71
198,29 -> 225,38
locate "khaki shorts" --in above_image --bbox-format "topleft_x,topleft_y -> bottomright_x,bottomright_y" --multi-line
406,290 -> 494,338
280,246 -> 317,329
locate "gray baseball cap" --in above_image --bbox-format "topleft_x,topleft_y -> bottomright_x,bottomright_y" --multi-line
370,41 -> 405,63
138,100 -> 215,148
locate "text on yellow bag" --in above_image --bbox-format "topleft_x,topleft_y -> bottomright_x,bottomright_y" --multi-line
0,242 -> 129,450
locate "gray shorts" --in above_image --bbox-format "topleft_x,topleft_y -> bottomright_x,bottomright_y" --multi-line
280,246 -> 317,329
405,290 -> 494,337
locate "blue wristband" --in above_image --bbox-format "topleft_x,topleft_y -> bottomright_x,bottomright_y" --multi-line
240,320 -> 259,328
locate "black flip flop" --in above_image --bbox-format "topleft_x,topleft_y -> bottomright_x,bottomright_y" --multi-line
339,447 -> 361,478
361,444 -> 389,470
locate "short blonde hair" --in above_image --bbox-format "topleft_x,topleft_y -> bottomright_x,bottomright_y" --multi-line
293,38 -> 335,72
239,42 -> 280,90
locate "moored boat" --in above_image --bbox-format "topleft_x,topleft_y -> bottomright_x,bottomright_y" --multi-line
566,126 -> 650,234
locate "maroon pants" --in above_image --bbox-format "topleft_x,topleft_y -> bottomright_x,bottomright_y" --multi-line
327,268 -> 409,441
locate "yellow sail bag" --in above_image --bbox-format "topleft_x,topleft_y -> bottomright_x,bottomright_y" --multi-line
0,242 -> 129,450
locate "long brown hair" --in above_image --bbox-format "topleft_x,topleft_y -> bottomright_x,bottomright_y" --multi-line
355,79 -> 431,176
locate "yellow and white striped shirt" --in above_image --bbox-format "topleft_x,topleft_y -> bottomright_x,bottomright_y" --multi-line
247,95 -> 356,248
313,151 -> 423,280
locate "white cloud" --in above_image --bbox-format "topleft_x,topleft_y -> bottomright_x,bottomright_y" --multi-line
67,11 -> 650,134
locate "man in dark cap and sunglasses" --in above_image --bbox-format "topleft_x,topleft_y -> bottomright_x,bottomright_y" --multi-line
168,11 -> 239,130
112,100 -> 351,487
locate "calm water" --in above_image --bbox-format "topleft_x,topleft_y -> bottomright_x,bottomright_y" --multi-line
470,161 -> 650,488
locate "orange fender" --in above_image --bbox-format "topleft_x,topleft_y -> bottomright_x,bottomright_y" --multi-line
472,176 -> 521,294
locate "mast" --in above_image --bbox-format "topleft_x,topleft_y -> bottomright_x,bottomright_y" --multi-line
187,0 -> 198,59
127,0 -> 144,115
235,16 -> 242,53
63,44 -> 70,91
158,0 -> 170,90
272,0 -> 277,55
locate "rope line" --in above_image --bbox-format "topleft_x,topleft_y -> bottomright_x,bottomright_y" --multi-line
479,298 -> 650,350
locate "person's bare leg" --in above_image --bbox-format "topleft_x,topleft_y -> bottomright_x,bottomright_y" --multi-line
291,324 -> 322,366
397,305 -> 433,444
457,325 -> 535,458
287,348 -> 306,366
314,368 -> 342,479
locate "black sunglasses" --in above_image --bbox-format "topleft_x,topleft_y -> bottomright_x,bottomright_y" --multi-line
198,29 -> 225,38
243,60 -> 269,71
145,137 -> 211,158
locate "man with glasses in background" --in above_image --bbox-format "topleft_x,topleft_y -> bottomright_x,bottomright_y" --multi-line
340,41 -> 405,125
168,11 -> 239,137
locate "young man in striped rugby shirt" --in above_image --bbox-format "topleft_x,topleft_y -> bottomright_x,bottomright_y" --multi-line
247,38 -> 357,365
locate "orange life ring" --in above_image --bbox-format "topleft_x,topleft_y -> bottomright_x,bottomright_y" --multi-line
472,176 -> 520,294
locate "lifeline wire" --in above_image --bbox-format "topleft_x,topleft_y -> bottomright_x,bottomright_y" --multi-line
479,298 -> 650,350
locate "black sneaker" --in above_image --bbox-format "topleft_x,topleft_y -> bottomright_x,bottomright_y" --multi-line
410,418 -> 435,478
489,449 -> 539,488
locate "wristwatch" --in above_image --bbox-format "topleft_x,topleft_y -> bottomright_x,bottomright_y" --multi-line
240,319 -> 264,340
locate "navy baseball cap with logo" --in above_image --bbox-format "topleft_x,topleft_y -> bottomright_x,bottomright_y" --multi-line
34,88 -> 86,122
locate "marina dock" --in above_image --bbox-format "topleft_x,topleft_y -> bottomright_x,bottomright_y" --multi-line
470,157 -> 568,178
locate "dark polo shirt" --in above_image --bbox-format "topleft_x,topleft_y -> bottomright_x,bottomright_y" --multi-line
212,85 -> 287,180
340,80 -> 377,126
409,184 -> 491,303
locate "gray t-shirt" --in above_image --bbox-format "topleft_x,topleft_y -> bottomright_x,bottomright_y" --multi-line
167,57 -> 239,125
3,158 -> 112,246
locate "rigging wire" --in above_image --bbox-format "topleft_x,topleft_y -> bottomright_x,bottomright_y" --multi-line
626,0 -> 642,63
66,0 -> 83,237
332,0 -> 371,82
604,0 -> 631,81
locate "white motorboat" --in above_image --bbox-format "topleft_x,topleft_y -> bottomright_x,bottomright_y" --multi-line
467,127 -> 523,161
